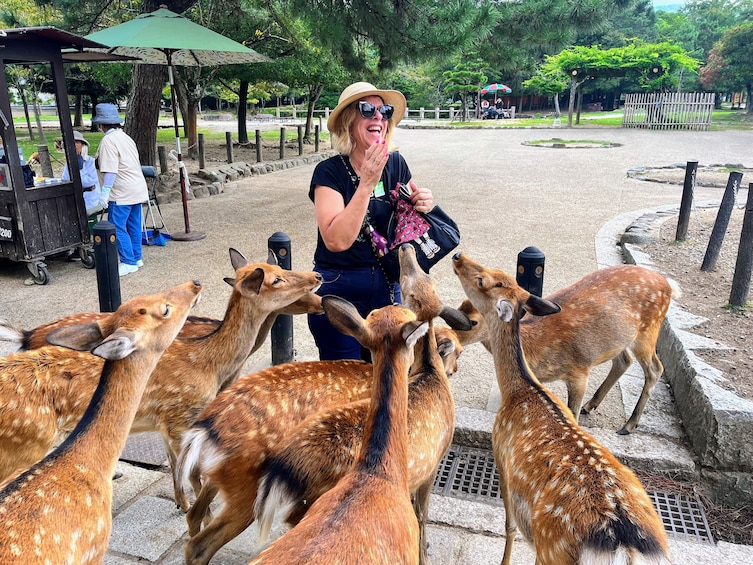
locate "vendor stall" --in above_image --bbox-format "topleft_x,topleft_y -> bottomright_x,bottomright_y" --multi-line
0,27 -> 114,284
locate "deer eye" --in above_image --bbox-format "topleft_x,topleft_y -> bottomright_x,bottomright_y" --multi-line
272,277 -> 283,285
163,304 -> 172,318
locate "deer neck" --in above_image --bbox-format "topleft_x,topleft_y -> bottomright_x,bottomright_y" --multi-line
408,323 -> 444,379
487,313 -> 540,398
52,352 -> 160,480
204,291 -> 270,388
356,343 -> 412,488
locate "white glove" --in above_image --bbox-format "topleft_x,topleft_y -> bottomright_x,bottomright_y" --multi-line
100,186 -> 111,209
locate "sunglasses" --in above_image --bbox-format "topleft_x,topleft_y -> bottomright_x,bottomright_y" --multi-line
357,101 -> 394,121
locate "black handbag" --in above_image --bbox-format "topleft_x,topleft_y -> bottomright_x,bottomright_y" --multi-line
388,202 -> 461,274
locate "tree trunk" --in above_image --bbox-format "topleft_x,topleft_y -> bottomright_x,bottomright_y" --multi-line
125,64 -> 165,166
553,94 -> 561,117
89,94 -> 99,133
576,85 -> 583,125
305,84 -> 323,141
74,95 -> 83,128
567,81 -> 577,127
238,80 -> 249,144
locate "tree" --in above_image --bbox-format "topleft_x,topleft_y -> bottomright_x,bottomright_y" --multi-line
443,58 -> 487,122
701,23 -> 753,113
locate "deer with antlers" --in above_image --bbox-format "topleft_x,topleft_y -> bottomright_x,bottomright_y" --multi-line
452,252 -> 670,565
248,295 -> 425,564
453,264 -> 678,434
253,244 -> 468,565
0,280 -> 202,565
0,249 -> 322,510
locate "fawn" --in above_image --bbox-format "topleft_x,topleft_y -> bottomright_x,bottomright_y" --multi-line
0,281 -> 202,565
248,296 -> 425,564
254,244 -> 469,565
452,252 -> 670,565
453,264 -> 678,434
0,248 -> 322,509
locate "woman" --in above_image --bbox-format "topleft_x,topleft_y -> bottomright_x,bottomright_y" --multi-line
308,81 -> 435,360
92,103 -> 148,277
60,130 -> 103,215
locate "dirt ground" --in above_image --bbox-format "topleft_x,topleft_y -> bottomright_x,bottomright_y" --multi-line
632,169 -> 752,400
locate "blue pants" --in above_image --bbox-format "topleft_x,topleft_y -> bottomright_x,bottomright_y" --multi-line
308,265 -> 401,361
108,202 -> 143,266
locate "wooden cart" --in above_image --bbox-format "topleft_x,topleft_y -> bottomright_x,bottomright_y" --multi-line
0,27 -> 112,284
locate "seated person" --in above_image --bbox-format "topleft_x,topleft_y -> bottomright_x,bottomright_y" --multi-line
60,130 -> 104,215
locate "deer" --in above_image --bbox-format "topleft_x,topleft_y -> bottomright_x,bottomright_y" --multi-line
452,264 -> 678,434
0,280 -> 202,565
177,319 -> 467,565
247,295 -> 426,564
0,248 -> 323,511
254,244 -> 468,565
452,252 -> 671,565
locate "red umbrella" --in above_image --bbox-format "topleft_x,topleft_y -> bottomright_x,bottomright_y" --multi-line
481,83 -> 512,95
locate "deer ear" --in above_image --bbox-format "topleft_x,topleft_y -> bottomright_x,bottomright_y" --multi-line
403,320 -> 429,349
267,249 -> 279,265
91,329 -> 138,360
439,305 -> 472,331
322,296 -> 366,341
46,322 -> 105,351
524,294 -> 561,317
229,248 -> 248,270
495,299 -> 515,323
436,335 -> 457,358
240,268 -> 265,295
223,277 -> 236,287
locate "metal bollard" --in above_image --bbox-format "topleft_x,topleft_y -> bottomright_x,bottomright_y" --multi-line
516,246 -> 545,297
269,232 -> 294,364
93,220 -> 121,312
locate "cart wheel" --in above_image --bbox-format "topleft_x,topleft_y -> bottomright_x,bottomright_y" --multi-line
27,262 -> 50,285
80,247 -> 96,269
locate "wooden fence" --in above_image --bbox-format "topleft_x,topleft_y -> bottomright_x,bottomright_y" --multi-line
622,92 -> 715,130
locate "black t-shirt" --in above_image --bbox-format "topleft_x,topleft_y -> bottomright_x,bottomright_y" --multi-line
309,152 -> 412,270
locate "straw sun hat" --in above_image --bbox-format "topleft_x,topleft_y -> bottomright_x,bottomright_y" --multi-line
327,82 -> 407,132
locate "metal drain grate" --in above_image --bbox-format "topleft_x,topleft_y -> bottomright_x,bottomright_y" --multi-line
433,444 -> 715,544
649,490 -> 714,544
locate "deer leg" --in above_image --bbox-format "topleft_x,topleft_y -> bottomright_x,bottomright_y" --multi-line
582,350 -> 633,415
162,434 -> 190,512
619,351 -> 663,435
186,481 -> 219,536
184,497 -> 257,565
413,472 -> 438,565
563,371 -> 588,422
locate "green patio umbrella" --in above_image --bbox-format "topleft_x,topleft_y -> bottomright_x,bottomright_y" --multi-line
87,8 -> 270,241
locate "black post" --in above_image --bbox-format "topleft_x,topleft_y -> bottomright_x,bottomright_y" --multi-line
729,183 -> 753,307
676,161 -> 698,242
279,127 -> 286,160
297,125 -> 304,156
158,145 -> 168,174
315,124 -> 320,153
255,130 -> 262,163
269,232 -> 294,364
93,220 -> 121,312
701,171 -> 743,271
198,133 -> 205,170
516,246 -> 545,296
225,132 -> 234,164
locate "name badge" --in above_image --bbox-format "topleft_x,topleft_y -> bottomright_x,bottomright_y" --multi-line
373,181 -> 385,198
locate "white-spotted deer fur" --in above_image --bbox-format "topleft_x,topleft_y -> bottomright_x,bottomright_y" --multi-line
0,249 -> 322,511
453,253 -> 670,565
454,264 -> 678,434
0,281 -> 202,565
248,296 -> 426,564
254,244 -> 470,565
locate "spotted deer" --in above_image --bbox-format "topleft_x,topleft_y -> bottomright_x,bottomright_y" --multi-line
177,311 -> 466,565
0,281 -> 202,565
254,244 -> 469,565
248,296 -> 425,564
0,249 -> 322,511
453,264 -> 678,434
452,252 -> 670,565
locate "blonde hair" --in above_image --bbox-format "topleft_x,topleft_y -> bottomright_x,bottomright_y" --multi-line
331,101 -> 397,155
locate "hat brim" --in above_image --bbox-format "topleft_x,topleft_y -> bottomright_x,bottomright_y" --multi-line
327,88 -> 406,132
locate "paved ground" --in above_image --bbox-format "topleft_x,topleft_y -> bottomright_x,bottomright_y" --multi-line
1,124 -> 751,563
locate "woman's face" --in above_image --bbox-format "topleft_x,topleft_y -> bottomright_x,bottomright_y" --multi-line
75,141 -> 84,155
349,95 -> 388,153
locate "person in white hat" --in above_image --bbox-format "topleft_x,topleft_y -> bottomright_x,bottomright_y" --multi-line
307,81 -> 435,361
60,130 -> 104,215
92,103 -> 148,277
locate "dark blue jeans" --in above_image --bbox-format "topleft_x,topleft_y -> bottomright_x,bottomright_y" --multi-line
308,265 -> 401,361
